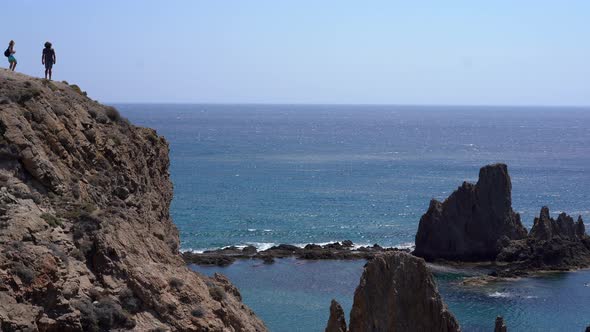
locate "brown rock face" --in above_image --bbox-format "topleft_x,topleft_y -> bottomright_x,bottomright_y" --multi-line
414,163 -> 528,261
325,300 -> 347,332
0,70 -> 266,331
347,252 -> 460,332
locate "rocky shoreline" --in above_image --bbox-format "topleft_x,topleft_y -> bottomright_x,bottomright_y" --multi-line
182,241 -> 410,266
183,236 -> 590,279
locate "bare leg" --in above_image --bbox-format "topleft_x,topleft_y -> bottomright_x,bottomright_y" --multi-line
48,68 -> 52,80
45,68 -> 48,79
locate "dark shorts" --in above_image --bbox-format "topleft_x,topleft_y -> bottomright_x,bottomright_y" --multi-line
45,61 -> 53,69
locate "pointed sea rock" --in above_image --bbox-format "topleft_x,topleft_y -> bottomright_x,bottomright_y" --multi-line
530,206 -> 554,240
530,207 -> 586,241
576,216 -> 586,239
325,300 -> 347,332
414,163 -> 527,261
348,252 -> 460,332
494,316 -> 507,332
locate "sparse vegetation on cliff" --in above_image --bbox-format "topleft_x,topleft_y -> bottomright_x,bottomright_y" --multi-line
40,212 -> 62,228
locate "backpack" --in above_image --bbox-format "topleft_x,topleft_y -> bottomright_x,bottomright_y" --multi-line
4,48 -> 9,57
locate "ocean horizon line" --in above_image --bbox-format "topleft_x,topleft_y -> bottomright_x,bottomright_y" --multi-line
108,102 -> 590,110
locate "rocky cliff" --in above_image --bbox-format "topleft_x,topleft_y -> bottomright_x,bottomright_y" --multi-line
414,164 -> 528,261
326,252 -> 460,332
0,69 -> 266,331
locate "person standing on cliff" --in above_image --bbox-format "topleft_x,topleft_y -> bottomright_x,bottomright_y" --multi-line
42,42 -> 56,80
4,40 -> 17,71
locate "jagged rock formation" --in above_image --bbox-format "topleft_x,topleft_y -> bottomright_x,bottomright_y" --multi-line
325,300 -> 347,332
529,206 -> 585,241
345,252 -> 460,332
413,163 -> 590,275
0,69 -> 266,331
496,207 -> 590,276
414,164 -> 527,261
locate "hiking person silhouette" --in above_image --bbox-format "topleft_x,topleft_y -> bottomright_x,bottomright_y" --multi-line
5,40 -> 17,71
42,42 -> 56,80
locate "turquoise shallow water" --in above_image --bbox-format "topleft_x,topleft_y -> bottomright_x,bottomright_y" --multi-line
192,259 -> 590,331
118,104 -> 590,331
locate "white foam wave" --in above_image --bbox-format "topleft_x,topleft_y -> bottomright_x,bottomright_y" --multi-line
245,242 -> 276,251
181,241 -> 415,253
394,242 -> 415,250
246,228 -> 273,232
180,243 -> 277,253
180,247 -> 215,254
488,291 -> 511,298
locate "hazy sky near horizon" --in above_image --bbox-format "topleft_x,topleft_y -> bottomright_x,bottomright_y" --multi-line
5,1 -> 590,105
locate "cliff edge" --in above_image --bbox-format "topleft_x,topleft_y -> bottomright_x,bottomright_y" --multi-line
0,69 -> 266,331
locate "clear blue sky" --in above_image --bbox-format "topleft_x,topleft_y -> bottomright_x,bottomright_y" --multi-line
5,1 -> 590,105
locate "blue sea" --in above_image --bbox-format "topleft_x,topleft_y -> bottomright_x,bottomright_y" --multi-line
119,104 -> 590,331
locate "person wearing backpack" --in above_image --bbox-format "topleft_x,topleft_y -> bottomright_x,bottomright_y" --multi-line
42,42 -> 56,80
5,40 -> 17,71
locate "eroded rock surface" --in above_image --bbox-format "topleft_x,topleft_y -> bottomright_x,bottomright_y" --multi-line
414,164 -> 528,261
530,206 -> 585,241
347,252 -> 460,332
496,207 -> 590,276
0,69 -> 266,331
413,162 -> 590,276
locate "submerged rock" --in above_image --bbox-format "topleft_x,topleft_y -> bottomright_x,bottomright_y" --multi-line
414,163 -> 528,261
325,300 -> 347,332
347,252 -> 460,332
